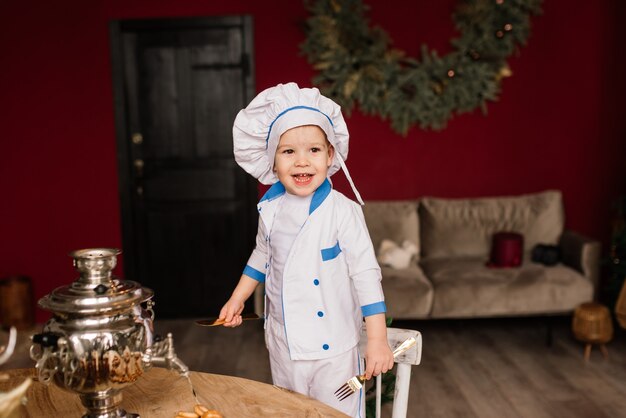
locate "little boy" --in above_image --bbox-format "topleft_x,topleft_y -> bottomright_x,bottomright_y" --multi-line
219,82 -> 393,417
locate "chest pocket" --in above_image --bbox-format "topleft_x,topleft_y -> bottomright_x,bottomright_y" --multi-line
321,241 -> 342,261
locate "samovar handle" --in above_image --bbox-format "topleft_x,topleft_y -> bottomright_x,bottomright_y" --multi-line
32,332 -> 61,348
133,301 -> 155,347
30,332 -> 65,384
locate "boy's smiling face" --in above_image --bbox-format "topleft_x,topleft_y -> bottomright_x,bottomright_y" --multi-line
273,125 -> 335,197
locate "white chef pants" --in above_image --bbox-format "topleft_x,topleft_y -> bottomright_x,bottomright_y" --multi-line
265,316 -> 365,418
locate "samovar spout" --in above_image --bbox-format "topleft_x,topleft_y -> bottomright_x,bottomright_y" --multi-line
144,333 -> 189,376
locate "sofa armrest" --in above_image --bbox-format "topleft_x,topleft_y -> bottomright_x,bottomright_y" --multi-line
559,229 -> 601,298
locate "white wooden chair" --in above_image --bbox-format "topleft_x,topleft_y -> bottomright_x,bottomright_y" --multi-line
0,326 -> 32,417
360,327 -> 422,418
0,326 -> 17,365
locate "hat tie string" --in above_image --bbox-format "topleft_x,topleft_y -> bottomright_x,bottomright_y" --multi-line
337,155 -> 364,206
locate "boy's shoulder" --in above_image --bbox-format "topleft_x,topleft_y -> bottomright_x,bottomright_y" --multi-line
329,189 -> 362,212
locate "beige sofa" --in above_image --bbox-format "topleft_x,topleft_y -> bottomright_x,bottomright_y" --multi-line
362,190 -> 601,320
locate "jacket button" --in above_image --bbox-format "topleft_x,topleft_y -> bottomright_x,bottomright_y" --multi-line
323,344 -> 329,350
313,279 -> 320,286
317,311 -> 324,317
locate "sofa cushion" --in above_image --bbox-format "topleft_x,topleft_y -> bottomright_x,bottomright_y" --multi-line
422,257 -> 593,318
380,265 -> 433,319
419,190 -> 564,259
363,200 -> 420,260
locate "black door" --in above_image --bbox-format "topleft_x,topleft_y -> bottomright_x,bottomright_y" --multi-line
110,16 -> 257,318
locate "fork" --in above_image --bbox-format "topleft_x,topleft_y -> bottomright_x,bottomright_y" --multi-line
334,336 -> 417,401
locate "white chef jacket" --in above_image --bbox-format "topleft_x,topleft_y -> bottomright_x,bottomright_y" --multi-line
243,179 -> 386,360
266,192 -> 312,325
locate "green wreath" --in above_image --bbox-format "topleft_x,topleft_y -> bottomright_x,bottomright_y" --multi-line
301,0 -> 543,134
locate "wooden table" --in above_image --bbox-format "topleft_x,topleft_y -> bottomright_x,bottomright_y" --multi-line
0,368 -> 349,417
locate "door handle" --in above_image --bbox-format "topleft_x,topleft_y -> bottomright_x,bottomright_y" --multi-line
133,159 -> 144,177
131,133 -> 143,145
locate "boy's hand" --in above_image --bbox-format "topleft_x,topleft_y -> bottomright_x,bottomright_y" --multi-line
218,298 -> 245,327
364,337 -> 394,380
218,274 -> 259,327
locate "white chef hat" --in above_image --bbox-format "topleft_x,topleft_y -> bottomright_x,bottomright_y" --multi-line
233,82 -> 363,204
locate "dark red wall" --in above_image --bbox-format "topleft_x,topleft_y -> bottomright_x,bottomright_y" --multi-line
1,0 -> 624,323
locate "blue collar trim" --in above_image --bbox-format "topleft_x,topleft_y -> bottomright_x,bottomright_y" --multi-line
259,182 -> 285,203
258,179 -> 332,215
309,179 -> 331,215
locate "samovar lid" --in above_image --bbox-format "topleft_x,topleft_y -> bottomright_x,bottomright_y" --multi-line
38,248 -> 154,316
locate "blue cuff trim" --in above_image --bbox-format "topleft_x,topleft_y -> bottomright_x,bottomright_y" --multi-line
243,265 -> 266,283
321,241 -> 342,261
361,301 -> 387,317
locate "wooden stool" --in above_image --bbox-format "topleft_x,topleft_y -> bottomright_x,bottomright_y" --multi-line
572,302 -> 613,361
0,276 -> 34,330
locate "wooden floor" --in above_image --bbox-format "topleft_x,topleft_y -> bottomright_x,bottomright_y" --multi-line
3,316 -> 626,418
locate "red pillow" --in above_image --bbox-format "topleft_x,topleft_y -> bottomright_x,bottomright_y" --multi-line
487,232 -> 523,268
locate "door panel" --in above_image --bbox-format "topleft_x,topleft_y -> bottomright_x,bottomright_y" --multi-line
111,16 -> 256,318
193,70 -> 243,158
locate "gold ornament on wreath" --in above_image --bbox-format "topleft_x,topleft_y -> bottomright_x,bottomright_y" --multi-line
301,0 -> 543,134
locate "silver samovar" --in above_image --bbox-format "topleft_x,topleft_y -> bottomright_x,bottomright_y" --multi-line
29,248 -> 189,418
